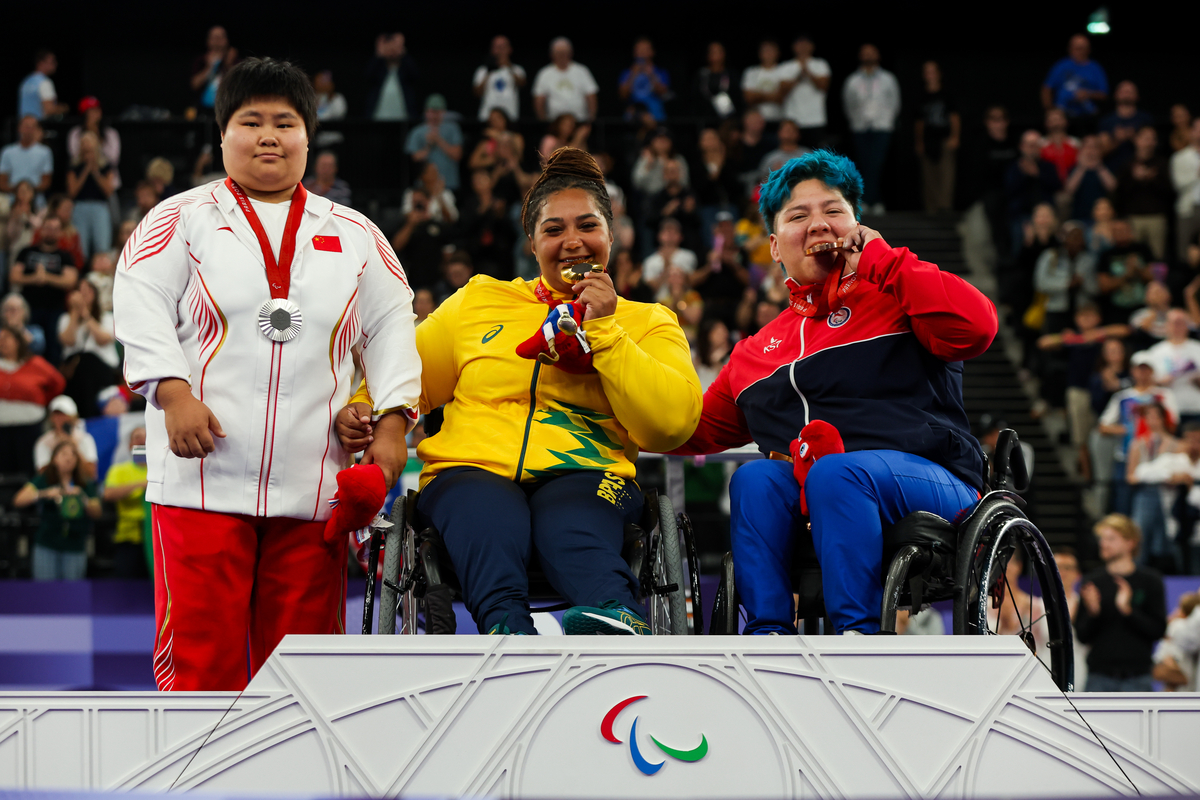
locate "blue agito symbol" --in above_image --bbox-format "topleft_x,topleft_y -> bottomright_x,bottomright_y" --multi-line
482,324 -> 504,343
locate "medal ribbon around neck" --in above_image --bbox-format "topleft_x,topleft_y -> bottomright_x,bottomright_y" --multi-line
226,178 -> 309,342
785,261 -> 859,318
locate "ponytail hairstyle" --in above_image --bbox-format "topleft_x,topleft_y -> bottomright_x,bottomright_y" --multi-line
520,146 -> 613,240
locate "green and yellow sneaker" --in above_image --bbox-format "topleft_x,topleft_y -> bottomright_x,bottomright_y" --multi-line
486,614 -> 528,635
563,600 -> 651,635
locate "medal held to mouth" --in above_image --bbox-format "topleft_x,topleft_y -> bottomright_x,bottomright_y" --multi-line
805,238 -> 848,256
560,260 -> 606,285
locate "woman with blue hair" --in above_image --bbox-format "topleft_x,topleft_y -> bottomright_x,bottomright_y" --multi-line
673,151 -> 998,634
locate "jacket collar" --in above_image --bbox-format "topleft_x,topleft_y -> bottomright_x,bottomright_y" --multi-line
211,179 -> 335,266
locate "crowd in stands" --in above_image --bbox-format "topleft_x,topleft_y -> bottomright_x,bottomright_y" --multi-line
1,26 -> 1200,687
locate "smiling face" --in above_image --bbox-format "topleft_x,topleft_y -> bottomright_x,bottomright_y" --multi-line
220,96 -> 308,199
768,179 -> 858,285
531,188 -> 612,294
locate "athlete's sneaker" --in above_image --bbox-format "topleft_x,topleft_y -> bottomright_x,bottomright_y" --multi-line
486,614 -> 528,635
563,600 -> 651,635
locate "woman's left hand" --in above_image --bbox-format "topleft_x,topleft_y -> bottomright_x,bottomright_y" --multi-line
840,224 -> 883,273
574,271 -> 618,321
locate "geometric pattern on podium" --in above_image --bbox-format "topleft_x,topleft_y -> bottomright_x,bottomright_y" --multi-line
1,635 -> 1198,797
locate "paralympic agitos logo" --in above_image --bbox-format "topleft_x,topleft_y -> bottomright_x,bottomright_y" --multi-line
601,695 -> 708,776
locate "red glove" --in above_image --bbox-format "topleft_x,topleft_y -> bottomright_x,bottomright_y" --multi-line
323,464 -> 387,545
788,420 -> 844,515
515,302 -> 596,374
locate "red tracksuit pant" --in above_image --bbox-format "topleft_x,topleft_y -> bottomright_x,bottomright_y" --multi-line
151,504 -> 347,691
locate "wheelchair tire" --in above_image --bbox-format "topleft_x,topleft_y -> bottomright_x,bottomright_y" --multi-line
953,495 -> 1075,692
377,494 -> 406,636
710,552 -> 738,635
655,494 -> 688,636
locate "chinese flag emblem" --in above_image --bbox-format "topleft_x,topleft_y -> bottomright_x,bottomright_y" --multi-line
313,235 -> 342,252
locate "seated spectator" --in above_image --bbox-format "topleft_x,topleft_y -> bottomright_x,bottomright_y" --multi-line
781,36 -> 832,146
86,251 -> 115,314
539,114 -> 590,162
0,324 -> 64,473
1,292 -> 45,356
145,157 -> 177,199
1034,220 -> 1097,335
406,95 -> 464,192
34,394 -> 99,479
114,219 -> 136,255
1006,130 -> 1062,255
729,109 -> 776,194
14,439 -> 101,580
741,40 -> 788,122
1097,219 -> 1155,326
1041,107 -> 1079,184
0,116 -> 53,202
1126,402 -> 1181,570
488,128 -> 536,203
694,41 -> 739,121
10,215 -> 79,365
1169,105 -> 1193,153
366,32 -> 417,122
313,69 -> 347,122
642,218 -> 698,292
1054,547 -> 1090,687
619,38 -> 670,122
103,427 -> 148,578
302,151 -> 352,207
735,290 -> 785,338
1065,135 -> 1117,223
1099,81 -> 1152,171
66,132 -> 115,261
58,280 -> 118,418
758,119 -> 811,179
1088,196 -> 1116,253
125,180 -> 160,225
608,185 -> 637,259
1154,591 -> 1200,690
692,211 -> 749,326
632,128 -> 690,198
432,251 -> 474,305
1099,352 -> 1178,515
459,169 -> 513,279
1115,127 -> 1172,260
532,37 -> 598,123
693,317 -> 732,391
5,180 -> 44,264
392,185 -> 453,292
646,159 -> 701,250
191,145 -> 227,187
611,250 -> 653,303
473,36 -> 525,123
655,263 -> 703,343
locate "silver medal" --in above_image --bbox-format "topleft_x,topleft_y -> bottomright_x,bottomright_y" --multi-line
258,298 -> 303,342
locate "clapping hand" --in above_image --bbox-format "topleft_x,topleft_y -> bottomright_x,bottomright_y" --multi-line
1081,582 -> 1101,615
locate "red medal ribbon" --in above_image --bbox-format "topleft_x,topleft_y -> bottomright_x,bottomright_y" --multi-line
225,178 -> 308,300
786,265 -> 859,318
533,278 -> 573,308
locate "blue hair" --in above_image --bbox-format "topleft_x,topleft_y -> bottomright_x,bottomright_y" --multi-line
757,150 -> 864,235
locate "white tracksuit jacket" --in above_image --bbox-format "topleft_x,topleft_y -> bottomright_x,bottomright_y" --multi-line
114,180 -> 421,520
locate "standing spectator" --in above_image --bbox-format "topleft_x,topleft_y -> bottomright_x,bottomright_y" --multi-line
0,116 -> 53,200
13,440 -> 101,580
913,60 -> 960,214
57,279 -> 118,418
969,105 -> 1018,265
0,324 -> 63,473
1125,402 -> 1179,569
5,181 -> 45,266
1115,127 -> 1173,260
780,36 -> 831,146
1006,130 -> 1062,254
2,292 -> 45,356
619,38 -> 670,122
432,250 -> 475,305
1096,218 -> 1155,326
474,35 -> 526,122
302,151 -> 352,207
693,318 -> 733,391
692,127 -> 743,245
366,32 -> 418,122
1169,105 -> 1193,154
1145,309 -> 1200,427
842,43 -> 900,214
1098,352 -> 1178,514
742,40 -> 789,122
67,98 -> 122,196
1040,107 -> 1079,184
65,132 -> 114,260
1034,221 -> 1097,335
459,168 -> 513,279
18,50 -> 67,120
729,109 -> 775,193
405,95 -> 464,191
189,26 -> 239,112
1065,135 -> 1117,222
1042,34 -> 1108,135
1170,119 -> 1200,261
758,119 -> 810,179
468,109 -> 527,202
9,216 -> 78,365
1076,514 -> 1168,690
532,38 -> 598,122
694,42 -> 738,121
539,114 -> 591,161
103,428 -> 149,578
642,218 -> 698,292
1099,81 -> 1153,170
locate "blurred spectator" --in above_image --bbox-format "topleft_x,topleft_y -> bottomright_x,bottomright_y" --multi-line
780,36 -> 831,146
34,197 -> 84,270
693,211 -> 749,326
1170,119 -> 1200,261
1088,196 -> 1116,253
969,105 -> 1017,264
1,292 -> 45,356
1098,351 -> 1178,514
694,42 -> 739,121
1054,547 -> 1090,689
468,109 -> 527,201
533,38 -> 598,122
0,116 -> 53,200
1144,309 -> 1200,426
730,109 -> 775,193
125,180 -> 159,225
741,40 -> 788,122
1076,513 -> 1167,690
58,279 -> 118,418
413,288 -> 435,324
693,128 -> 743,246
303,151 -> 352,207
103,427 -> 148,578
67,98 -> 122,195
1097,219 -> 1155,326
1090,336 -> 1132,417
843,44 -> 900,214
655,264 -> 703,342
33,395 -> 98,475
474,35 -> 526,122
433,251 -> 474,305
114,219 -> 135,255
632,128 -> 689,197
367,32 -> 418,121
611,250 -> 652,303
392,184 -> 453,291
758,119 -> 810,179
1169,105 -> 1193,154
608,183 -> 636,258
406,95 -> 464,191
19,50 -> 67,120
1129,280 -> 1173,349
1042,34 -> 1108,135
1158,424 -> 1200,574
1115,127 -> 1172,260
14,439 -> 101,580
1034,221 -> 1096,335
1008,202 -> 1057,340
646,159 -> 700,250
459,168 -> 513,279
1099,81 -> 1153,170
1040,107 -> 1078,184
693,317 -> 732,391
896,608 -> 945,636
66,132 -> 114,260
10,216 -> 78,365
539,114 -> 591,161
86,251 -> 115,314
913,60 -> 960,214
5,181 -> 44,265
735,199 -> 774,283
642,218 -> 697,292
737,292 -> 784,337
1126,401 -> 1179,568
312,70 -> 347,148
1065,135 -> 1116,222
1154,591 -> 1200,690
1006,130 -> 1062,253
189,26 -> 239,112
988,547 -> 1049,659
619,38 -> 670,122
0,324 -> 63,473
145,157 -> 177,200
405,162 -> 457,225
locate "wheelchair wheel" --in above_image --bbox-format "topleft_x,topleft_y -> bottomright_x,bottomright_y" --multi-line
651,494 -> 688,635
953,495 -> 1075,692
710,552 -> 738,635
377,494 -> 407,635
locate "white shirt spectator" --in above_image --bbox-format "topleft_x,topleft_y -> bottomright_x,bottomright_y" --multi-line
1145,337 -> 1200,415
34,426 -> 99,471
533,62 -> 598,121
842,68 -> 901,132
1170,144 -> 1200,218
475,64 -> 526,121
58,311 -> 119,369
780,57 -> 831,128
642,248 -> 698,285
741,64 -> 791,121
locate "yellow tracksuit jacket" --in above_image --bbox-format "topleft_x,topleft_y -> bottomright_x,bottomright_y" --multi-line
353,275 -> 702,489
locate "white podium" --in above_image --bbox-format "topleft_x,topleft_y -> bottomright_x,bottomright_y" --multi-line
2,635 -> 1199,798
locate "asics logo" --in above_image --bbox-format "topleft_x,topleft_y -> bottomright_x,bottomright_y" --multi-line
482,324 -> 504,343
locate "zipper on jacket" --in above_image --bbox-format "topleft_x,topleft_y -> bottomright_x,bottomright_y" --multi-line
514,362 -> 542,481
789,317 -> 810,426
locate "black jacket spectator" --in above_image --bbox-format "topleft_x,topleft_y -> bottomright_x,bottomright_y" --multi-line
1075,567 -> 1167,678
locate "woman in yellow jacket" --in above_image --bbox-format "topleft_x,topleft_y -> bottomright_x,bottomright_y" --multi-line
340,148 -> 701,635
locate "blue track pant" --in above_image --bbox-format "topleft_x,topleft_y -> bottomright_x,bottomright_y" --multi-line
730,451 -> 979,634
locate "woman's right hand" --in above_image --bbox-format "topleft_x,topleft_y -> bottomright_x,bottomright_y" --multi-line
336,402 -> 374,453
41,486 -> 63,502
157,379 -> 225,458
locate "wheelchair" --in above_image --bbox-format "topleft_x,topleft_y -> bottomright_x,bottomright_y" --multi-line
360,487 -> 703,636
709,430 -> 1075,692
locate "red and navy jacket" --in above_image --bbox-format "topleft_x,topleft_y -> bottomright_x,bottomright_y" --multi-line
675,238 -> 998,491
